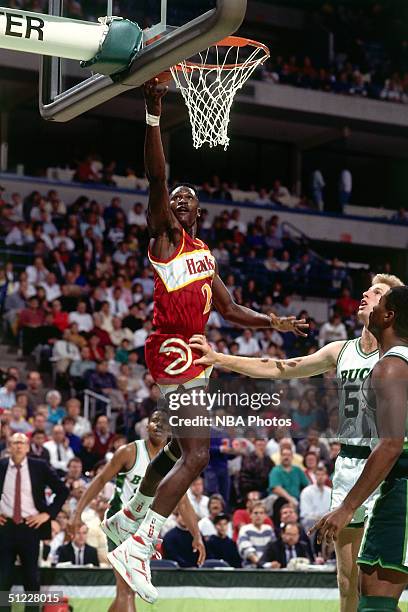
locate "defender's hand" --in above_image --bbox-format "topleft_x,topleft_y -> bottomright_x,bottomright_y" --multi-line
270,315 -> 309,337
190,335 -> 218,366
143,78 -> 169,116
308,505 -> 354,545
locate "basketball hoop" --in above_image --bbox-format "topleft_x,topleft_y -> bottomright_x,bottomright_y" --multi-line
169,36 -> 270,150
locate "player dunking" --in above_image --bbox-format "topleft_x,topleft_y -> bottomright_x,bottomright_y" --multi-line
105,80 -> 307,603
314,285 -> 408,612
71,410 -> 205,612
190,273 -> 403,612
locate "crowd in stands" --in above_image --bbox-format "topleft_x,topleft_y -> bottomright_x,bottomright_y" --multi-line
0,181 -> 394,570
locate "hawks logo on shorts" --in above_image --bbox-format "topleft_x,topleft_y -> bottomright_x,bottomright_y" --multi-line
146,230 -> 215,387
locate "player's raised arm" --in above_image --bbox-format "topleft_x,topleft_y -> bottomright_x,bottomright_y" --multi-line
189,335 -> 343,379
211,273 -> 309,336
144,80 -> 177,238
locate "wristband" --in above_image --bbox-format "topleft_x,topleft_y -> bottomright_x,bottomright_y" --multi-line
146,112 -> 160,127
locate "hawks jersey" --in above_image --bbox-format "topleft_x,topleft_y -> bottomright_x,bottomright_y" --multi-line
107,441 -> 150,518
336,338 -> 379,447
148,229 -> 216,338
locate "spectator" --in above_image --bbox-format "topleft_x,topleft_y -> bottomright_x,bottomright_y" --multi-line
92,415 -> 114,459
46,390 -> 66,427
78,433 -> 99,474
187,477 -> 210,519
65,398 -> 91,438
51,329 -> 81,375
235,329 -> 260,356
258,523 -> 312,568
64,457 -> 86,488
339,168 -> 352,207
44,424 -> 75,476
239,437 -> 274,497
163,510 -> 199,568
50,299 -> 69,332
68,301 -> 93,334
300,466 -> 332,534
311,169 -> 325,211
27,371 -> 46,413
232,491 -> 274,542
268,448 -> 309,513
62,417 -> 82,455
270,438 -> 305,468
206,514 -> 242,568
69,345 -> 96,380
9,404 -> 33,435
29,429 -> 50,462
86,360 -> 117,397
0,377 -> 17,411
335,288 -> 360,319
198,494 -> 232,539
19,297 -> 46,355
319,314 -> 348,347
237,502 -> 275,567
57,524 -> 99,566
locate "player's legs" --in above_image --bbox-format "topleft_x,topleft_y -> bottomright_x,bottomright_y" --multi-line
108,390 -> 210,602
358,565 -> 408,611
335,526 -> 364,612
108,571 -> 137,612
136,438 -> 181,497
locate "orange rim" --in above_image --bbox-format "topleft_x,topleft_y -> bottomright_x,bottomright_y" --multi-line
171,36 -> 270,73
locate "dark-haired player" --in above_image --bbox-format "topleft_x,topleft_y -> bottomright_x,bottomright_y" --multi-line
70,410 -> 205,612
106,79 -> 307,602
313,286 -> 408,612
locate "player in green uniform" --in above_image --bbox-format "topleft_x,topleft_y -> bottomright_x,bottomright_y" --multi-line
70,410 -> 205,612
313,285 -> 408,612
190,273 -> 402,612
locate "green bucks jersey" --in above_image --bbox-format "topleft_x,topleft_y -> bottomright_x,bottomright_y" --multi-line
336,338 -> 379,447
107,440 -> 151,517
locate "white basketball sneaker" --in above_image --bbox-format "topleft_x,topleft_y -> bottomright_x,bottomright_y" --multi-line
101,509 -> 142,548
107,534 -> 158,604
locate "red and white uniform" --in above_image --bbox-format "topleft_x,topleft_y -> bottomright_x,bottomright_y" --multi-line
145,229 -> 216,390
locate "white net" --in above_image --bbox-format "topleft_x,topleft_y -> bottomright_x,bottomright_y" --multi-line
170,39 -> 269,150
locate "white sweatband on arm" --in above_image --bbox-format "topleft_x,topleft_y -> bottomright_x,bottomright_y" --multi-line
146,112 -> 160,127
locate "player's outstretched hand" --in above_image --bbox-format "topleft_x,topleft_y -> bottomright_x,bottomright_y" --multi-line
189,335 -> 218,366
143,78 -> 168,116
308,505 -> 354,545
270,315 -> 309,337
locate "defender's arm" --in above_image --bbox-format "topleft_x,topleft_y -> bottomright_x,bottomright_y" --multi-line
190,335 -> 343,379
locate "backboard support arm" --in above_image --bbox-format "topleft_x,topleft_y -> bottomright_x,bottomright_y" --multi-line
39,0 -> 247,122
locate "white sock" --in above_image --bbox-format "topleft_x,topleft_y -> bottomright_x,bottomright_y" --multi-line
134,508 -> 167,545
125,491 -> 154,520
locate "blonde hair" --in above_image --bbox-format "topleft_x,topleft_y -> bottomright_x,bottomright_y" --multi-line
372,273 -> 404,289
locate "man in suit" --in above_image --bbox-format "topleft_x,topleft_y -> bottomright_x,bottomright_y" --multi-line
0,433 -> 69,611
56,524 -> 99,566
258,523 -> 313,569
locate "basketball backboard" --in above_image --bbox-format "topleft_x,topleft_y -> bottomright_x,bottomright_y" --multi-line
39,0 -> 247,122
